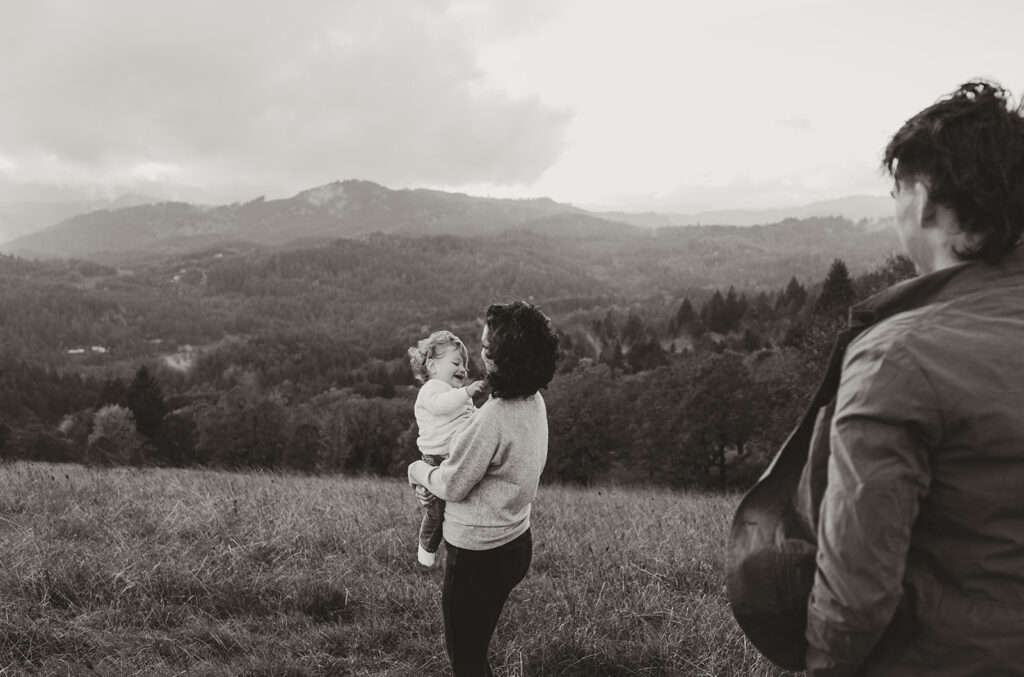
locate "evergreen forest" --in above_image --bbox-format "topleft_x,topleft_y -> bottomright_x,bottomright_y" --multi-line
0,216 -> 914,490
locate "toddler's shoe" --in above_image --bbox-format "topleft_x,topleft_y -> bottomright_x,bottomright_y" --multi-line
417,544 -> 436,568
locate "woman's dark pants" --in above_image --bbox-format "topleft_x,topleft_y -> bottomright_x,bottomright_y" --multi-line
442,529 -> 532,677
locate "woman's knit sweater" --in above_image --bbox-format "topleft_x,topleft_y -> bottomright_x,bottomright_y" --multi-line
408,393 -> 548,550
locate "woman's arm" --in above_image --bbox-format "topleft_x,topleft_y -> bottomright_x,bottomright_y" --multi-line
408,402 -> 498,501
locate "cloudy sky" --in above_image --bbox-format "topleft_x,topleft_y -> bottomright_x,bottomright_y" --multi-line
2,0 -> 1023,212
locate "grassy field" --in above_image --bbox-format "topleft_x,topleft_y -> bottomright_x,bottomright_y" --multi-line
0,462 -> 797,676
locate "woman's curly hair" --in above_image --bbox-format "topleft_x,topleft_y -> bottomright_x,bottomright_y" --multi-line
883,79 -> 1024,263
483,301 -> 559,400
407,330 -> 468,384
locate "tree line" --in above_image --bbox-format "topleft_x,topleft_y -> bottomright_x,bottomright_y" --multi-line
0,249 -> 916,490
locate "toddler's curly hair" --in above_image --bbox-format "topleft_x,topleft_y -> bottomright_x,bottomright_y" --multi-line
407,330 -> 469,384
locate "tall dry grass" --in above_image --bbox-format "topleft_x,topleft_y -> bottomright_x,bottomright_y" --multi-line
0,462 -> 796,676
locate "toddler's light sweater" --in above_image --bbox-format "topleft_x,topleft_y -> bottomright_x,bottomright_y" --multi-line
414,379 -> 475,456
408,393 -> 548,550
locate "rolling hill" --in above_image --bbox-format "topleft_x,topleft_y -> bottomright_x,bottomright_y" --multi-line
598,195 -> 893,228
1,180 -> 607,260
0,194 -> 160,245
1,180 -> 893,261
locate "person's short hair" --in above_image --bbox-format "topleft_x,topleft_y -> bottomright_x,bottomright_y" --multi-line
882,79 -> 1024,263
407,330 -> 468,384
484,301 -> 559,399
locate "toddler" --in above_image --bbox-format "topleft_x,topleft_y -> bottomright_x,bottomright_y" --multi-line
407,330 -> 485,567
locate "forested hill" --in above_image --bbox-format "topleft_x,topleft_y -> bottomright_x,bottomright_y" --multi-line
0,216 -> 900,362
0,194 -> 160,245
1,179 -> 894,262
1,180 -> 607,260
0,214 -> 908,487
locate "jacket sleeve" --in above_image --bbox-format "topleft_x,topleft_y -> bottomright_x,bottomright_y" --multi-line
419,381 -> 472,416
407,400 -> 498,502
805,337 -> 939,676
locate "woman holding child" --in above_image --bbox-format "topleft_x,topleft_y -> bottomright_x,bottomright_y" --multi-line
407,300 -> 558,677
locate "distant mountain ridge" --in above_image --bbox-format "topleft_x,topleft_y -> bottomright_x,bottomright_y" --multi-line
0,179 -> 893,261
0,194 -> 160,245
599,195 -> 893,228
1,180 -> 609,259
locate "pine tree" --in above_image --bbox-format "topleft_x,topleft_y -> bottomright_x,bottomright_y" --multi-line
723,286 -> 745,332
778,277 -> 807,314
128,365 -> 167,439
701,290 -> 728,334
749,291 -> 774,321
816,259 -> 857,317
622,314 -> 645,347
674,297 -> 697,331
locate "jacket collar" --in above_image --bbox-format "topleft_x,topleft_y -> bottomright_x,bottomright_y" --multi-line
849,247 -> 1024,330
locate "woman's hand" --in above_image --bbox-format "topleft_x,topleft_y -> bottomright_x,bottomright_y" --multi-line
414,485 -> 436,507
409,460 -> 436,506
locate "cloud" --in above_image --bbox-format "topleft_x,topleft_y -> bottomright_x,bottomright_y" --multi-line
0,0 -> 572,201
776,118 -> 813,131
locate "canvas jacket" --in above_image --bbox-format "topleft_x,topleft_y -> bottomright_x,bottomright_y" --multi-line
727,248 -> 1024,676
805,249 -> 1024,676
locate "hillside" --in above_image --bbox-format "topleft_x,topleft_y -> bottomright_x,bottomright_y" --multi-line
0,249 -> 913,490
673,194 -> 894,227
1,180 -> 608,260
1,215 -> 900,353
0,194 -> 160,245
0,212 -> 910,489
0,216 -> 900,363
0,462 -> 793,676
598,194 -> 893,228
0,180 -> 896,261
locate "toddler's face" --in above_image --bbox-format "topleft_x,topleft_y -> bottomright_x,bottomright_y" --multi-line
428,345 -> 468,388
